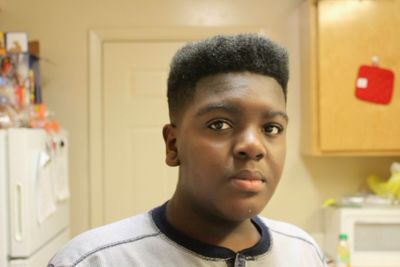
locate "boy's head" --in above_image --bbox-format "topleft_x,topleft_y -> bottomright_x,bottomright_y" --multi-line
167,33 -> 289,125
163,33 -> 289,222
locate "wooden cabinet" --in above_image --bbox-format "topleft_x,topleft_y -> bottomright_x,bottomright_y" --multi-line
300,0 -> 400,155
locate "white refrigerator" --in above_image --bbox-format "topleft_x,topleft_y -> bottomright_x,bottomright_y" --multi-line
0,128 -> 70,267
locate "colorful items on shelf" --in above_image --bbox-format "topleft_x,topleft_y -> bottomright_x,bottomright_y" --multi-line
0,31 -> 59,132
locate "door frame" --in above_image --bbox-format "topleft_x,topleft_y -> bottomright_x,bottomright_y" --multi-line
88,27 -> 264,227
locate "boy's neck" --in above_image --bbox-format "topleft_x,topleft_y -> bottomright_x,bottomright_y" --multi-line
166,195 -> 261,252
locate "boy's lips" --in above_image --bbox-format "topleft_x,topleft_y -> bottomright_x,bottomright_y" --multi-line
229,170 -> 266,192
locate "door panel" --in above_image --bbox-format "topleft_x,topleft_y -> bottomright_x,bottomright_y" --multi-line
103,41 -> 183,223
318,0 -> 400,151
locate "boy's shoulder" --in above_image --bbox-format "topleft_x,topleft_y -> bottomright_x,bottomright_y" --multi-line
258,216 -> 325,262
259,215 -> 316,243
48,212 -> 158,267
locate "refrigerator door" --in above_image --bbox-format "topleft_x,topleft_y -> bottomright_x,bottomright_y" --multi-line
9,228 -> 69,267
0,130 -> 9,267
8,129 -> 69,258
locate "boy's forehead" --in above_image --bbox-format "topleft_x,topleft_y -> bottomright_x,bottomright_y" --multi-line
195,73 -> 252,94
172,72 -> 286,125
191,73 -> 286,113
193,72 -> 284,99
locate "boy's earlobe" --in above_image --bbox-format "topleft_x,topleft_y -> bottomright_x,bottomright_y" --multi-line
162,124 -> 180,166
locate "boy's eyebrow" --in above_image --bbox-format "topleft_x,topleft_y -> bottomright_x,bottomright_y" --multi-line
195,103 -> 241,117
195,103 -> 289,122
267,111 -> 289,123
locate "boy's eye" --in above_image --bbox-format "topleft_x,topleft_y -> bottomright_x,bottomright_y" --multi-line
208,120 -> 231,130
263,124 -> 283,136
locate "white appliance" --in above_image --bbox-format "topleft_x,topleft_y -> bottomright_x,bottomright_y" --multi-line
324,207 -> 400,267
0,128 -> 70,267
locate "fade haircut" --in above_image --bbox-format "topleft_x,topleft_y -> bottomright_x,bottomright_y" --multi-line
167,33 -> 289,124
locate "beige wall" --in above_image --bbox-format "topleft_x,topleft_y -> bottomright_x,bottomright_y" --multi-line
1,0 -> 398,239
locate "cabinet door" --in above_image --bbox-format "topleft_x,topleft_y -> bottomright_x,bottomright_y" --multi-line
317,0 -> 400,153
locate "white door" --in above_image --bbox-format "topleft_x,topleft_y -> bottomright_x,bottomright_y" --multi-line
102,41 -> 184,223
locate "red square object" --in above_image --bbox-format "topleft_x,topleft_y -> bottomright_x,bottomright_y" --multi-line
355,65 -> 395,104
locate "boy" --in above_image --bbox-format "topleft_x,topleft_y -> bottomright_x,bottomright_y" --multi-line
49,33 -> 327,266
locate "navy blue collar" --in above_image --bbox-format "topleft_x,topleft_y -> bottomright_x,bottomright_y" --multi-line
151,202 -> 271,259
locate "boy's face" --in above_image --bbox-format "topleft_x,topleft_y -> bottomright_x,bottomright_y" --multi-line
164,72 -> 287,222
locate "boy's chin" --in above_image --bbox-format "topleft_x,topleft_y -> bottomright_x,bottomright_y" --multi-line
218,202 -> 267,222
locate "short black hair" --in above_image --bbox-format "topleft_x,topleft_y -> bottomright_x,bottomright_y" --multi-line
167,33 -> 289,123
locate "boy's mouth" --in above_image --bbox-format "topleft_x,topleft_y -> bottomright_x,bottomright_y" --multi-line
229,170 -> 266,192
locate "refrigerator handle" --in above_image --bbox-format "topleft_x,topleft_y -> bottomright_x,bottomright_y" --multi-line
14,183 -> 23,241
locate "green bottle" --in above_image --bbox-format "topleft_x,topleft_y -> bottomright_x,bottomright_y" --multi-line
336,233 -> 351,267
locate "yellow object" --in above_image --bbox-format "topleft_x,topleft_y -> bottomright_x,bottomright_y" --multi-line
322,198 -> 337,207
367,172 -> 400,199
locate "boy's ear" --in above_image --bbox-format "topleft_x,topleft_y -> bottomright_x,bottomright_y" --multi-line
162,124 -> 180,166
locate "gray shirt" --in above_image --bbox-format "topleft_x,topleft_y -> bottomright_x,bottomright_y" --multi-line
48,203 -> 327,267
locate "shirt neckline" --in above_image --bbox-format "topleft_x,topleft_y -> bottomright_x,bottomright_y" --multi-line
151,202 -> 271,259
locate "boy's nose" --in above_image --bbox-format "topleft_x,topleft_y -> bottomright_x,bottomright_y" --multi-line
233,128 -> 266,161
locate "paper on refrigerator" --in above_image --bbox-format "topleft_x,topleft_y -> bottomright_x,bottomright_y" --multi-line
36,149 -> 56,225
